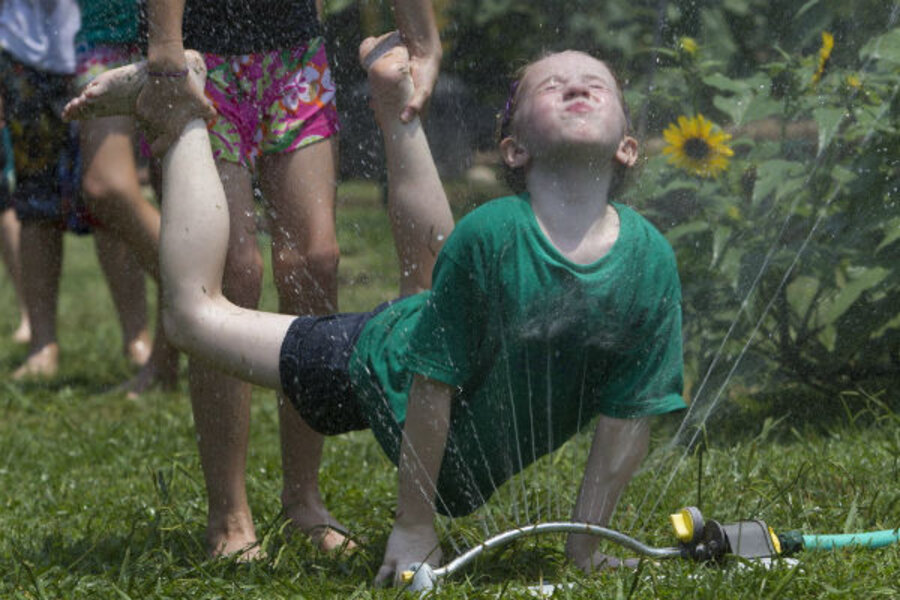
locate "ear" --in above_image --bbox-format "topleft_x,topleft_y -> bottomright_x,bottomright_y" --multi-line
615,135 -> 639,168
500,136 -> 530,168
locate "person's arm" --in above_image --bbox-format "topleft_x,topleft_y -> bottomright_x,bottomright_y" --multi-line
565,415 -> 650,571
391,0 -> 442,122
375,374 -> 452,586
138,0 -> 216,155
145,0 -> 187,69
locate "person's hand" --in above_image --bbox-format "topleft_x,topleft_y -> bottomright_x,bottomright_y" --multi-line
566,534 -> 640,572
136,59 -> 216,156
360,32 -> 415,129
401,36 -> 441,122
374,520 -> 442,587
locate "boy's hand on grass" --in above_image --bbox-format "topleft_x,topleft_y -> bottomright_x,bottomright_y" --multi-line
374,520 -> 442,587
566,537 -> 640,572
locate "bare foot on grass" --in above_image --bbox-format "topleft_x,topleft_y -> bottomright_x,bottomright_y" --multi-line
12,343 -> 59,380
206,517 -> 264,562
284,502 -> 358,554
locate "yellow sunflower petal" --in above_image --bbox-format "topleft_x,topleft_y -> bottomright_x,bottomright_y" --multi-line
661,113 -> 734,178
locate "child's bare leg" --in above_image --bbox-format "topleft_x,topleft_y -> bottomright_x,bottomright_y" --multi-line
360,33 -> 454,295
94,228 -> 152,365
0,207 -> 30,343
12,221 -> 61,379
259,143 -> 353,553
68,56 -> 294,388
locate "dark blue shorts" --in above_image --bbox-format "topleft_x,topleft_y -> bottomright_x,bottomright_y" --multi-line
279,301 -> 394,436
0,51 -> 91,232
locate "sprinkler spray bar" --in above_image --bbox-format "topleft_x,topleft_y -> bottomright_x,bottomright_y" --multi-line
400,507 -> 900,592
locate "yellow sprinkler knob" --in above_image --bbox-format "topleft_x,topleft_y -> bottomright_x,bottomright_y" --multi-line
768,526 -> 782,555
670,506 -> 704,544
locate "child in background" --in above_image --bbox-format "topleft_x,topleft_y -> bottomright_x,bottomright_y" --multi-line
65,32 -> 685,584
0,0 -> 81,379
74,0 -> 179,394
0,101 -> 31,344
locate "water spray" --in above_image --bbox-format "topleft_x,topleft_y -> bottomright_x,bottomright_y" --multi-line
399,507 -> 900,592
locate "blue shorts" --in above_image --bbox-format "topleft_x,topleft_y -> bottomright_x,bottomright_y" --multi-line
279,301 -> 395,435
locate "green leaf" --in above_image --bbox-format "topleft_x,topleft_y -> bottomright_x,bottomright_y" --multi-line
714,94 -> 749,126
666,220 -> 709,244
703,73 -> 749,94
876,217 -> 900,253
860,27 -> 900,65
712,225 -> 732,267
818,324 -> 836,352
813,107 -> 847,156
752,160 -> 806,205
786,275 -> 819,318
796,0 -> 823,19
815,266 -> 889,327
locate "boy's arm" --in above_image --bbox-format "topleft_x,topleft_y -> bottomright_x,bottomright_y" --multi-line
375,374 -> 452,586
565,415 -> 650,571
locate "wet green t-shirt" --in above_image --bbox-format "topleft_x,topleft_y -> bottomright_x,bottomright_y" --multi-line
349,195 -> 685,516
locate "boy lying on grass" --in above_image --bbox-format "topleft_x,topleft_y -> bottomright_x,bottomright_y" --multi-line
64,32 -> 685,586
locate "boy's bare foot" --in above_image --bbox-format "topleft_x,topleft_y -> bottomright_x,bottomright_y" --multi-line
358,32 -> 415,128
12,343 -> 59,380
62,51 -> 207,122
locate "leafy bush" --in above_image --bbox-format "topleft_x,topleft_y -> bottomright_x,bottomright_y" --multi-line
631,25 -> 900,414
436,1 -> 900,408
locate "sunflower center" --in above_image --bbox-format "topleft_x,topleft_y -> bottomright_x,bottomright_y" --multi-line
683,137 -> 711,160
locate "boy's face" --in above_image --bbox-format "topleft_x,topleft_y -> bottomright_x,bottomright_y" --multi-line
509,52 -> 632,162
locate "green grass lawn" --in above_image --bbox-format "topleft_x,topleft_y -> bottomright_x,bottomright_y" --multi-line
2,182 -> 899,598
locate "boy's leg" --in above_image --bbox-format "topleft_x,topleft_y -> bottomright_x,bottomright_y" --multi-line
188,157 -> 262,559
360,33 -> 454,295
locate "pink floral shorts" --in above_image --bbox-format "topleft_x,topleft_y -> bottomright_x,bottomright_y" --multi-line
74,42 -> 143,91
204,37 -> 340,170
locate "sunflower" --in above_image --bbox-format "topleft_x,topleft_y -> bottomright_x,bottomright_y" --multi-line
811,31 -> 834,84
662,114 -> 734,178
